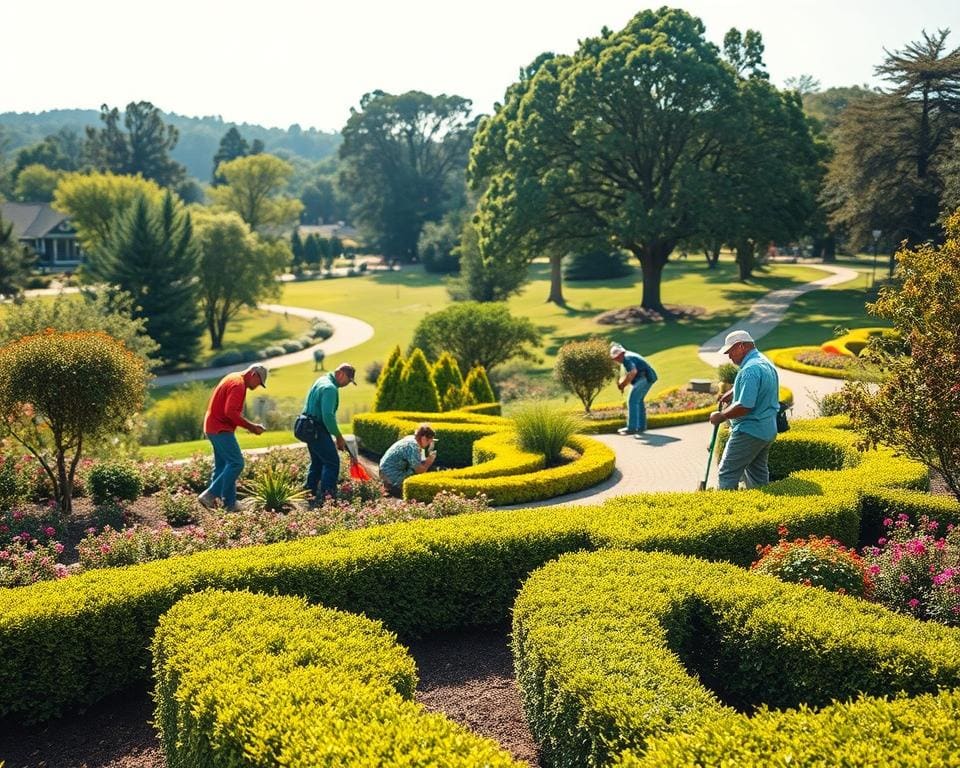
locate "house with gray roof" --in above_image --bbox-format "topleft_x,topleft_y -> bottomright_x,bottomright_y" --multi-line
0,202 -> 83,270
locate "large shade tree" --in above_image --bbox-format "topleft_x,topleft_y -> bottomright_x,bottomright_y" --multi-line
824,30 -> 960,249
208,153 -> 302,231
470,8 -> 746,311
339,90 -> 476,262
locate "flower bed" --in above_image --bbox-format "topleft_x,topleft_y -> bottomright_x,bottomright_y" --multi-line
767,327 -> 894,381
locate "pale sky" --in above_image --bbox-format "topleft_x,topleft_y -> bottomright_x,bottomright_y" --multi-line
4,0 -> 959,132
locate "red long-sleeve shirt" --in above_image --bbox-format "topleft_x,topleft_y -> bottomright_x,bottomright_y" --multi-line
203,373 -> 255,434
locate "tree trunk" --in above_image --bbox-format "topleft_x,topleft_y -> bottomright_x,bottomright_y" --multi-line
546,251 -> 565,306
636,241 -> 673,310
735,239 -> 755,281
704,242 -> 722,269
56,449 -> 72,515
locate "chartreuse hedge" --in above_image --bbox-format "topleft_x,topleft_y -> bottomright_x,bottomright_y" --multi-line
513,549 -> 960,767
353,407 -> 616,503
767,327 -> 895,380
0,418 -> 931,725
581,385 -> 794,434
153,590 -> 519,767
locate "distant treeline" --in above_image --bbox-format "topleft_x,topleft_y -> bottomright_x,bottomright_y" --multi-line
0,109 -> 341,180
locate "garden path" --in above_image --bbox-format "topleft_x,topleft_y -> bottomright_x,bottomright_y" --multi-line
503,263 -> 859,506
151,305 -> 373,388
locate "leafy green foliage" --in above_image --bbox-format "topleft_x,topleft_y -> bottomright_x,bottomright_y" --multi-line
0,330 -> 147,512
208,153 -> 303,230
844,212 -> 960,500
752,528 -> 869,596
431,352 -> 464,412
554,338 -> 616,412
339,90 -> 475,262
0,211 -> 35,298
87,460 -> 143,506
241,465 -> 310,513
395,348 -> 441,413
562,249 -> 632,281
462,365 -> 495,406
372,347 -> 404,412
410,301 -> 541,374
717,362 -> 739,385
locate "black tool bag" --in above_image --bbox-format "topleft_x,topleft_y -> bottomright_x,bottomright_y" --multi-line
776,401 -> 791,433
294,414 -> 319,442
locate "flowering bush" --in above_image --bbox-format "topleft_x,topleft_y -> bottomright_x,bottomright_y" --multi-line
752,526 -> 871,597
863,515 -> 960,625
0,530 -> 67,587
795,350 -> 861,370
158,489 -> 199,526
76,524 -> 202,569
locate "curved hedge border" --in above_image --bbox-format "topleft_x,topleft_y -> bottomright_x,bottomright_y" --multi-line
353,408 -> 616,504
153,590 -> 518,767
821,326 -> 893,356
0,416 -> 936,723
581,385 -> 794,434
768,327 -> 894,380
404,432 -> 616,505
514,549 -> 960,767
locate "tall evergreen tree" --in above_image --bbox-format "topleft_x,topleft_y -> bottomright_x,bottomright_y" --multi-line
290,230 -> 304,270
212,126 -> 251,185
0,213 -> 35,299
87,192 -> 203,367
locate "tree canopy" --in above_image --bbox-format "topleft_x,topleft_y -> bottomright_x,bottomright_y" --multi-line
824,30 -> 960,249
339,90 -> 475,262
208,153 -> 303,230
470,9 -> 819,308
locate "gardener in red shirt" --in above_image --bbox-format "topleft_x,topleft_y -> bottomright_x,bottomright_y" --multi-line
198,364 -> 268,511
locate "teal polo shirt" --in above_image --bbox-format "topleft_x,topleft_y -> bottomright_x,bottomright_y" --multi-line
303,373 -> 341,437
730,348 -> 779,442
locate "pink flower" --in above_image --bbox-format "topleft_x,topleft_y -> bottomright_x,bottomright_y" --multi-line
908,598 -> 920,609
99,544 -> 111,554
900,574 -> 910,583
44,526 -> 56,537
883,518 -> 893,528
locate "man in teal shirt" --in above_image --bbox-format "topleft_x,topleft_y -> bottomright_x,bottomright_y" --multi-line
301,362 -> 356,502
709,330 -> 780,489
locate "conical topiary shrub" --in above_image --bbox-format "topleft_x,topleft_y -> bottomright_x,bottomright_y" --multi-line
395,348 -> 441,412
372,347 -> 405,412
462,365 -> 496,405
432,352 -> 464,412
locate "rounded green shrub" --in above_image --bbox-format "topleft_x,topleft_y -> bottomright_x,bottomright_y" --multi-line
87,461 -> 144,506
395,348 -> 441,413
463,365 -> 495,405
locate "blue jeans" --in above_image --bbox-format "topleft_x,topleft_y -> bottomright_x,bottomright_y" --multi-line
718,430 -> 774,490
304,431 -> 340,500
204,432 -> 244,508
628,378 -> 652,431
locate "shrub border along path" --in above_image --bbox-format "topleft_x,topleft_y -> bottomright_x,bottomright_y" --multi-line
4,417 -> 960,767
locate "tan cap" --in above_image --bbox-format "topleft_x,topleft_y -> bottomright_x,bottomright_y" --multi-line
244,364 -> 268,388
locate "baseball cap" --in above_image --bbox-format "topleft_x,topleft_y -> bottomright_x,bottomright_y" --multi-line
609,342 -> 626,359
719,330 -> 755,354
335,362 -> 357,385
245,364 -> 268,388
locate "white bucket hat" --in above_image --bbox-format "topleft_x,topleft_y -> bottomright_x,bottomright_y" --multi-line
609,342 -> 626,359
718,330 -> 755,354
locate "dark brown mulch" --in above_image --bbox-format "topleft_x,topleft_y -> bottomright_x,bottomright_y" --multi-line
594,303 -> 706,325
930,469 -> 958,499
0,628 -> 539,768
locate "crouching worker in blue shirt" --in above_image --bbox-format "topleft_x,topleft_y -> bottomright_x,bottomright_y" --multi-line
378,423 -> 437,497
709,330 -> 780,489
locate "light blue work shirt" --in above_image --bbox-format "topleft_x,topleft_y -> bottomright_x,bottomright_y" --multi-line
379,435 -> 422,486
730,348 -> 779,442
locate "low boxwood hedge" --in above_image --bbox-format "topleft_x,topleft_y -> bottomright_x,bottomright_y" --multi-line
0,417 -> 929,723
581,385 -> 794,434
514,549 -> 960,767
153,590 -> 518,767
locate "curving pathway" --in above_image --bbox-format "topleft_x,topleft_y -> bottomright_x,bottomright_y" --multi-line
151,305 -> 373,388
503,263 -> 859,507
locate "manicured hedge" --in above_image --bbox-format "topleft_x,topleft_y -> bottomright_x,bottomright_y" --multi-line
0,417 -> 927,723
153,590 -> 518,767
581,385 -> 794,434
403,432 -> 616,505
354,407 -> 615,503
514,549 -> 960,767
821,326 -> 893,356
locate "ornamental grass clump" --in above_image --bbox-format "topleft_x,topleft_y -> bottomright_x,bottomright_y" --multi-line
864,515 -> 960,625
241,465 -> 310,513
512,402 -> 584,466
752,526 -> 870,597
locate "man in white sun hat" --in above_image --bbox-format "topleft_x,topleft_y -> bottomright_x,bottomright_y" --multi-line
709,330 -> 780,489
609,341 -> 658,436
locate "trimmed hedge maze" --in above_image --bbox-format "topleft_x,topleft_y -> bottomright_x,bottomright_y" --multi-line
3,417 -> 960,765
352,408 -> 616,503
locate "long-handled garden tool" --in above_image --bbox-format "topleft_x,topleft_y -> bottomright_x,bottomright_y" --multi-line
698,422 -> 721,491
344,436 -> 371,481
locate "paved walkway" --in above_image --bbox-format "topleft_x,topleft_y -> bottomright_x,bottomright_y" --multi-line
505,263 -> 857,507
152,306 -> 373,388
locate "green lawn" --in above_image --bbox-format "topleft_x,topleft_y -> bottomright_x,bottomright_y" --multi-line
148,258 -> 837,425
191,308 -> 312,368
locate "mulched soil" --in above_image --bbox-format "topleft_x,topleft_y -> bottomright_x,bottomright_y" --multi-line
0,627 -> 540,768
594,303 -> 706,324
